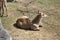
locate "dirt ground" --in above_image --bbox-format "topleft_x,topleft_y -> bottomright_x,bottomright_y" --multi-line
1,0 -> 60,40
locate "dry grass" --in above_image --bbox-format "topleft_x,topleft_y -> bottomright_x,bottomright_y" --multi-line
1,0 -> 60,40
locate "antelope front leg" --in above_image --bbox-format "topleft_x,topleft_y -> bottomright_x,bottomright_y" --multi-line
2,0 -> 8,17
39,21 -> 43,27
3,7 -> 8,17
2,7 -> 4,16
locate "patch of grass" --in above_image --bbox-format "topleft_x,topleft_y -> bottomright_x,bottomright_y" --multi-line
1,0 -> 60,40
1,0 -> 60,34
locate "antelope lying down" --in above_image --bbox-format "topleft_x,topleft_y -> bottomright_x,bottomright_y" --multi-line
15,11 -> 47,31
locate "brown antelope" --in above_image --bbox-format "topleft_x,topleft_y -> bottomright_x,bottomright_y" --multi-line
15,11 -> 47,31
0,0 -> 8,17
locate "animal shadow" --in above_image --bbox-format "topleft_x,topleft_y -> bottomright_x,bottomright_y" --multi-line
13,23 -> 32,31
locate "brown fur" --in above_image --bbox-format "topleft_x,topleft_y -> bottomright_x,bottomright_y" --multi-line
15,11 -> 47,31
0,0 -> 8,17
32,13 -> 42,24
16,16 -> 31,29
16,16 -> 40,31
32,11 -> 47,26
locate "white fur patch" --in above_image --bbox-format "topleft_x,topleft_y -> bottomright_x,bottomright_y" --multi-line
20,16 -> 29,18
